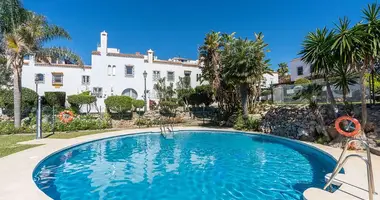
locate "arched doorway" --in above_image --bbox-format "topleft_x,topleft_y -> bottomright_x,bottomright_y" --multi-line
122,88 -> 138,99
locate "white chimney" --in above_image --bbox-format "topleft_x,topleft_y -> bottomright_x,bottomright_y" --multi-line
100,31 -> 108,55
147,49 -> 154,63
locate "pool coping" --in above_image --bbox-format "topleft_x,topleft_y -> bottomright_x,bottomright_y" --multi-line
0,127 -> 379,200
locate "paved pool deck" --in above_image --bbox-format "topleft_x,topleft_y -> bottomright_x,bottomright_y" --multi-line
0,127 -> 379,200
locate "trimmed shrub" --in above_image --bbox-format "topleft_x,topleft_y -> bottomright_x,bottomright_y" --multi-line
104,96 -> 133,113
132,99 -> 145,109
45,92 -> 66,108
294,78 -> 311,85
67,92 -> 97,114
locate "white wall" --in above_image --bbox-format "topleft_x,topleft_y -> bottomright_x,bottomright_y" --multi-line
262,73 -> 279,88
20,31 -> 203,113
289,58 -> 311,81
22,62 -> 91,96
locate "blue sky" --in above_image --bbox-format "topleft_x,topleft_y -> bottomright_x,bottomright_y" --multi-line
24,0 -> 374,70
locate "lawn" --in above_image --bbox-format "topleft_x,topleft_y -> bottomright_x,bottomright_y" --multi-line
0,135 -> 41,158
0,129 -> 117,158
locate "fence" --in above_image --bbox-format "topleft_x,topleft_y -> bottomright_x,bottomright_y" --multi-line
272,82 -> 369,104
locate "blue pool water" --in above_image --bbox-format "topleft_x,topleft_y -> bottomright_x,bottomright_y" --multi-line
33,131 -> 337,200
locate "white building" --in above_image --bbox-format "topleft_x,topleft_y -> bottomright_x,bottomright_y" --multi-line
289,58 -> 312,81
21,31 -> 279,112
22,31 -> 202,111
261,72 -> 279,88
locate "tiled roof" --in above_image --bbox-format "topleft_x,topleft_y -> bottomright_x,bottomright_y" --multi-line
35,63 -> 91,69
92,51 -> 101,55
153,60 -> 199,67
107,52 -> 144,59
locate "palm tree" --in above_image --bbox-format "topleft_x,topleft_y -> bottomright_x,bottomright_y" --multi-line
222,33 -> 269,119
330,64 -> 359,102
355,3 -> 380,126
198,31 -> 222,90
1,1 -> 82,127
299,27 -> 338,115
277,62 -> 289,77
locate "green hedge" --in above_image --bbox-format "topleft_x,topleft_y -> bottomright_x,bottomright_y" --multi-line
104,96 -> 133,113
45,92 -> 66,108
294,78 -> 311,85
0,87 -> 38,117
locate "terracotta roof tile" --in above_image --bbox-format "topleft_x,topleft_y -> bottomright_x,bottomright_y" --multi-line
92,51 -> 101,55
35,63 -> 91,69
153,60 -> 199,68
107,52 -> 144,59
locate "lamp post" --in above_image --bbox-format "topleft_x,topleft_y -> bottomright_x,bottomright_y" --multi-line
143,70 -> 148,112
34,75 -> 42,139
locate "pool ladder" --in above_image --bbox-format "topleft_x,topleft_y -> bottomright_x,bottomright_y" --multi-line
160,119 -> 174,139
324,138 -> 376,200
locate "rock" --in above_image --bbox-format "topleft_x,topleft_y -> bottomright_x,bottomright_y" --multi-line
327,126 -> 339,139
364,122 -> 376,133
299,134 -> 314,142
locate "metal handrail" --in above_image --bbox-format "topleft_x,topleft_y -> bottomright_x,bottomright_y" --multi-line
324,138 -> 376,200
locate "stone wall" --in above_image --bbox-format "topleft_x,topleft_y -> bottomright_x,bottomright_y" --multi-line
259,105 -> 325,141
258,104 -> 380,143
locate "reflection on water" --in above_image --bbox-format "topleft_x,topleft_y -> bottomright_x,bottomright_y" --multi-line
34,132 -> 336,200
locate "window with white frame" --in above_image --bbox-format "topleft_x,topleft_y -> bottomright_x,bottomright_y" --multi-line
108,65 -> 112,76
82,75 -> 90,85
112,65 -> 116,76
122,88 -> 138,99
297,66 -> 304,76
52,73 -> 63,85
125,65 -> 134,77
184,71 -> 191,83
153,70 -> 161,81
167,71 -> 174,82
92,87 -> 103,98
35,73 -> 45,84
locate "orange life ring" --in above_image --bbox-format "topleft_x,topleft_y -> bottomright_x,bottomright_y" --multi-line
335,116 -> 361,137
58,110 -> 74,123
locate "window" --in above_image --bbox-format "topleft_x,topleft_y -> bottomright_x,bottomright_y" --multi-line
153,70 -> 161,81
196,74 -> 201,82
167,71 -> 174,82
297,66 -> 304,76
184,71 -> 191,83
82,75 -> 90,85
112,65 -> 116,76
35,73 -> 45,84
93,87 -> 103,98
122,88 -> 138,99
125,65 -> 134,77
52,73 -> 63,85
108,65 -> 112,76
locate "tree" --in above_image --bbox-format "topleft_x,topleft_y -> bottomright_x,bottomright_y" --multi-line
355,3 -> 380,126
277,62 -> 290,83
198,31 -> 222,90
176,76 -> 194,109
0,56 -> 12,87
277,62 -> 289,76
330,64 -> 359,102
299,27 -> 337,115
0,1 -> 82,127
222,33 -> 270,119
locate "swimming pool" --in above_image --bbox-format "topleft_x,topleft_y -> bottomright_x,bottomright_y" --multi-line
33,130 -> 337,200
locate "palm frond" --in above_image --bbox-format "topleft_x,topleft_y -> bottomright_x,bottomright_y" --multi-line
35,47 -> 83,66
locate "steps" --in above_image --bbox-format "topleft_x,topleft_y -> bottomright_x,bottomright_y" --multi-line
303,173 -> 379,200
